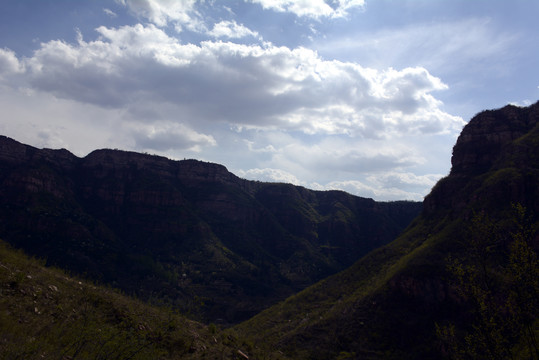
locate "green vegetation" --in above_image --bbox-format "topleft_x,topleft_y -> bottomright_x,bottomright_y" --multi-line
233,214 -> 451,359
0,240 -> 288,359
235,202 -> 538,359
0,135 -> 421,324
1,102 -> 538,358
233,102 -> 539,359
437,205 -> 538,359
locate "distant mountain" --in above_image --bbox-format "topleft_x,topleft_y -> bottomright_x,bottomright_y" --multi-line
0,135 -> 420,324
234,102 -> 539,359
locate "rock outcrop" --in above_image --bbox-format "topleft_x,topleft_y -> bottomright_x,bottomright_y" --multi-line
451,103 -> 539,174
424,101 -> 539,215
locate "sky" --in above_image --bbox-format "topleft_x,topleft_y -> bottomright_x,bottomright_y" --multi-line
0,0 -> 538,201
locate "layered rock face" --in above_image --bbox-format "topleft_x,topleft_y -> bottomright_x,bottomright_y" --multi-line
424,101 -> 539,215
0,135 -> 421,323
451,103 -> 539,174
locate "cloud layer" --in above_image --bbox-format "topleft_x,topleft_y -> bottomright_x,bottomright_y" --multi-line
5,23 -> 462,137
249,0 -> 365,18
0,0 -> 476,201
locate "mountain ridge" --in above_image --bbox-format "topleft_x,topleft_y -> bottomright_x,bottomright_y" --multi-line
0,134 -> 421,324
1,100 -> 537,358
233,101 -> 539,359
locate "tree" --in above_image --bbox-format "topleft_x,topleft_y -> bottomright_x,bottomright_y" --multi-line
437,204 -> 538,359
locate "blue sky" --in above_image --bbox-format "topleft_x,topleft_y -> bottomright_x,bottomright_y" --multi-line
1,0 -> 538,200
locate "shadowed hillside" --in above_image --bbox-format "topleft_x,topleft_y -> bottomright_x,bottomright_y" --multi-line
234,102 -> 539,359
0,239 -> 288,359
0,136 -> 420,324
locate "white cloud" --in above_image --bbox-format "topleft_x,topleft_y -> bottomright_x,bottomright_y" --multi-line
131,122 -> 217,152
0,88 -> 127,155
122,0 -> 205,32
0,20 -> 463,202
269,139 -> 424,177
237,168 -> 302,184
208,21 -> 259,39
229,133 -> 446,201
288,171 -> 441,201
103,8 -> 118,18
244,140 -> 277,153
509,99 -> 532,107
11,24 -> 462,140
2,0 -> 537,203
367,172 -> 440,190
249,0 -> 365,18
323,179 -> 425,201
0,48 -> 24,77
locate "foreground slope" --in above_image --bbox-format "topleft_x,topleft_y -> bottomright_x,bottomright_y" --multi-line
0,239 -> 287,360
234,102 -> 539,359
0,136 -> 420,324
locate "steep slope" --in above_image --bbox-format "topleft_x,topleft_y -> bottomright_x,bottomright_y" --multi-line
0,136 -> 420,324
0,239 -> 287,360
234,102 -> 539,359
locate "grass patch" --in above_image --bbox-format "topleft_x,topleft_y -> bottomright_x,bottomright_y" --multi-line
0,240 -> 289,359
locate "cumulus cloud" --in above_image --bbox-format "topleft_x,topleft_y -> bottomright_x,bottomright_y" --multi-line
122,0 -> 205,32
244,140 -> 277,153
368,172 -> 440,190
323,179 -> 425,201
230,134 -> 444,200
0,48 -> 24,78
285,170 -> 440,201
249,0 -> 365,18
11,24 -> 462,142
208,21 -> 259,39
0,15 -> 464,201
130,122 -> 217,152
236,168 -> 302,184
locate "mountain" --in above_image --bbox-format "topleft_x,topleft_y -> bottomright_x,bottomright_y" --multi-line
233,102 -> 539,359
0,135 -> 421,324
0,239 -> 288,360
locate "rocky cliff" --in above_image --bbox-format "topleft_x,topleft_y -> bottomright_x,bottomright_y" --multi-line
451,103 -> 539,174
235,101 -> 539,359
0,135 -> 421,324
424,101 -> 539,216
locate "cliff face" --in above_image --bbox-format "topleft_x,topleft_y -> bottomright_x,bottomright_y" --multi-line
451,104 -> 539,174
235,101 -> 539,359
0,135 -> 421,324
424,101 -> 539,215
